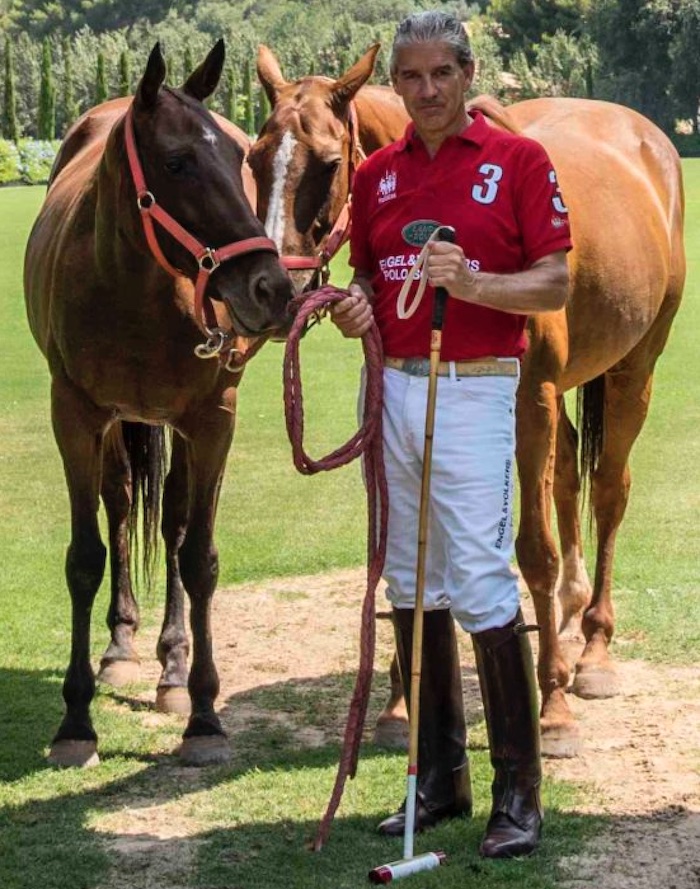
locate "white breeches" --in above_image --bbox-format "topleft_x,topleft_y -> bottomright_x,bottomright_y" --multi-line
379,363 -> 521,634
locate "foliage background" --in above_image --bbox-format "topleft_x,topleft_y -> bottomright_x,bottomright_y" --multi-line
1,0 -> 699,154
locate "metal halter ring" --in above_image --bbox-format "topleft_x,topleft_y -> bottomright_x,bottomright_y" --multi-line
224,348 -> 244,374
198,248 -> 220,272
137,191 -> 156,210
194,328 -> 226,359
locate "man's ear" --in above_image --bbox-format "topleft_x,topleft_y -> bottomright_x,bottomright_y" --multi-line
462,60 -> 476,91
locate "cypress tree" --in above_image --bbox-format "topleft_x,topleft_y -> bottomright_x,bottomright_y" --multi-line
256,85 -> 271,133
61,37 -> 79,134
243,59 -> 255,136
3,36 -> 19,142
95,51 -> 108,106
225,65 -> 237,123
38,37 -> 55,140
118,49 -> 130,97
183,45 -> 194,80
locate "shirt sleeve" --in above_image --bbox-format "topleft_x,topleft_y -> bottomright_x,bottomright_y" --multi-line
514,139 -> 572,267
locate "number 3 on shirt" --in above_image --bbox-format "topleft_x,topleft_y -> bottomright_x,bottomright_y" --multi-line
549,169 -> 568,214
471,163 -> 503,205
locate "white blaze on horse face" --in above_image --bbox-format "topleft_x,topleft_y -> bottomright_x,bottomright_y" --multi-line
264,130 -> 297,250
202,126 -> 218,147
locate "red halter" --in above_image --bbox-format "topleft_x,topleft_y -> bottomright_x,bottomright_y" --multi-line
280,102 -> 365,281
123,104 -> 279,336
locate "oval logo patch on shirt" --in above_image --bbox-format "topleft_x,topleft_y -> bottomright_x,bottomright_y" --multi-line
401,219 -> 440,247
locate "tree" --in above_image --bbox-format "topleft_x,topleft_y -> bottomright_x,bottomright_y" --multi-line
38,36 -> 55,139
242,58 -> 254,136
183,44 -> 193,80
60,36 -> 80,134
118,48 -> 130,96
2,35 -> 20,141
225,64 -> 237,124
487,0 -> 589,62
668,0 -> 700,129
94,50 -> 107,105
509,29 -> 598,98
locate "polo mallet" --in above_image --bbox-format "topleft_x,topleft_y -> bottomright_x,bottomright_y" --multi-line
369,225 -> 456,885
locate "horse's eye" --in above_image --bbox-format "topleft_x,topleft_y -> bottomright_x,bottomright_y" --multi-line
164,156 -> 186,175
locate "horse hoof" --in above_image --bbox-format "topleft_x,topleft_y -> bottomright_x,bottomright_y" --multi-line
540,721 -> 582,759
540,725 -> 583,759
97,659 -> 140,687
156,686 -> 191,716
48,740 -> 100,768
573,665 -> 620,699
179,735 -> 230,766
372,717 -> 409,750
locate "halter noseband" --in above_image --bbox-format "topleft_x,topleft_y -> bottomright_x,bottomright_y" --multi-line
124,104 -> 279,365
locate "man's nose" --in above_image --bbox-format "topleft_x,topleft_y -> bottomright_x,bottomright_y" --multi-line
418,75 -> 438,97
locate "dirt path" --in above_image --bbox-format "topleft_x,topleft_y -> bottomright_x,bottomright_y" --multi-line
96,567 -> 700,888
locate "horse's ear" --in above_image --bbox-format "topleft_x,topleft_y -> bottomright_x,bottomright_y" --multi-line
183,39 -> 225,101
135,43 -> 167,110
331,44 -> 381,109
257,44 -> 288,107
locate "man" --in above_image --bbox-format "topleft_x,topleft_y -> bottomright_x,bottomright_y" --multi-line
330,11 -> 570,859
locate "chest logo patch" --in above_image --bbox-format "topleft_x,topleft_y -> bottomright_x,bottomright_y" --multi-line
401,219 -> 440,247
377,170 -> 398,203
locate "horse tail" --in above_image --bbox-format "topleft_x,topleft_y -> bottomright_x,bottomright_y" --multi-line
576,375 -> 605,523
122,421 -> 167,594
467,94 -> 523,134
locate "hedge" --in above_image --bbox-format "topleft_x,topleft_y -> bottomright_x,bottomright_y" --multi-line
0,139 -> 60,185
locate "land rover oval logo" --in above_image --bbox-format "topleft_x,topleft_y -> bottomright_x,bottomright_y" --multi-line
402,219 -> 440,247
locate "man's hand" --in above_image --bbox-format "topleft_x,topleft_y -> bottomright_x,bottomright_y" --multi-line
329,281 -> 374,338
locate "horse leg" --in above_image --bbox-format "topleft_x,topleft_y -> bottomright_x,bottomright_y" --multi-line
97,423 -> 141,687
49,376 -> 109,767
572,366 -> 654,699
515,378 -> 580,758
553,401 -> 592,665
155,431 -> 191,715
176,408 -> 234,765
372,648 -> 409,749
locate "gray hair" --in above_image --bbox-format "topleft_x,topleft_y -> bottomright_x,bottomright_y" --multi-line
390,10 -> 473,73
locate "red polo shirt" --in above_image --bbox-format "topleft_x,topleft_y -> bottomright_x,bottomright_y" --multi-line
349,111 -> 572,360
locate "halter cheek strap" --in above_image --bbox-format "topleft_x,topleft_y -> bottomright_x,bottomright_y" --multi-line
123,105 -> 279,334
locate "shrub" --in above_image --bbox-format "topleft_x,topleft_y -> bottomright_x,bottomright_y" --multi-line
0,139 -> 59,184
18,139 -> 59,183
670,132 -> 700,157
0,140 -> 21,184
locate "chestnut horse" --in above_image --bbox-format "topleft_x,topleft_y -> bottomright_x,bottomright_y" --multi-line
24,42 -> 294,767
251,45 -> 685,757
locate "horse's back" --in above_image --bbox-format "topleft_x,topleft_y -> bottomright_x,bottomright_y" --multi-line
509,97 -> 683,229
502,97 -> 684,383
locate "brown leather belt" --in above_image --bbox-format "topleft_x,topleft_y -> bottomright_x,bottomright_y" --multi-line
384,356 -> 519,377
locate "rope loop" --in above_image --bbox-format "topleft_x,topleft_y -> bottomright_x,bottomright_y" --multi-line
283,284 -> 389,851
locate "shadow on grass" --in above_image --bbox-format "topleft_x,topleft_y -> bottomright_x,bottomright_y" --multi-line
0,667 -> 64,781
0,664 -> 618,889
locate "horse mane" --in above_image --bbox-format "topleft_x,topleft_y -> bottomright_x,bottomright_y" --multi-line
467,94 -> 522,134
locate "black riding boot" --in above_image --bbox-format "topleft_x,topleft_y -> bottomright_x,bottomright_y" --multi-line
472,609 -> 543,858
378,608 -> 472,836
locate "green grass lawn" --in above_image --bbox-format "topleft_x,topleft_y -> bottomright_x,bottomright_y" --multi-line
0,163 -> 698,889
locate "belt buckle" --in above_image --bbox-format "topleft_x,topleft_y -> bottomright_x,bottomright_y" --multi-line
403,357 -> 429,376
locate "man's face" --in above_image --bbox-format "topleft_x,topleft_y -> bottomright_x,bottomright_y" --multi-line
391,42 -> 474,145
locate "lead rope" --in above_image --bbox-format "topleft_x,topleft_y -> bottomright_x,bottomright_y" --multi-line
283,285 -> 388,851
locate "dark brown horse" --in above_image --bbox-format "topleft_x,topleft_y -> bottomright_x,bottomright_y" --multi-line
24,41 -> 294,767
251,45 -> 685,757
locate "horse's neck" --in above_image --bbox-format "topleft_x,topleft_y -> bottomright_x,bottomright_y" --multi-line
354,86 -> 409,153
